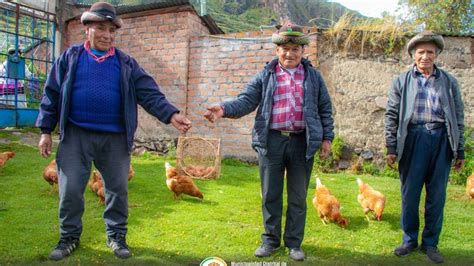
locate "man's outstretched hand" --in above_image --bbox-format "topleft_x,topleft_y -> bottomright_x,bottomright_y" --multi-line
204,105 -> 224,123
170,113 -> 192,134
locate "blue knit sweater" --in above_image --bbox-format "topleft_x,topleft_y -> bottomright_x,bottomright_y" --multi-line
68,50 -> 124,132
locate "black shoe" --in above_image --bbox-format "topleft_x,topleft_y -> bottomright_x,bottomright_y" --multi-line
421,246 -> 444,264
48,237 -> 80,261
254,244 -> 279,257
107,233 -> 131,259
289,247 -> 305,261
394,243 -> 418,257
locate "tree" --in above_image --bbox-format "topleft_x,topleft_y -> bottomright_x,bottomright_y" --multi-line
398,0 -> 472,34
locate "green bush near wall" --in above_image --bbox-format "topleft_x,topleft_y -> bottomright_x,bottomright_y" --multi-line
449,127 -> 473,185
313,129 -> 473,185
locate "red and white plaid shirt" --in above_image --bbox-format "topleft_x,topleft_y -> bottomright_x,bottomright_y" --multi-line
84,41 -> 115,62
269,63 -> 305,132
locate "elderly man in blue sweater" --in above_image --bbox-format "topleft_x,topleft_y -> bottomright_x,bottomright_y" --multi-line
36,2 -> 191,261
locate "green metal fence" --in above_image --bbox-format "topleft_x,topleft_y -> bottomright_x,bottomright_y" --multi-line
0,1 -> 56,127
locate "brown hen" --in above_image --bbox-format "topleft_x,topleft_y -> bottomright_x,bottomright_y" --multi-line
89,170 -> 105,204
43,159 -> 59,193
0,151 -> 15,167
312,177 -> 348,227
466,173 -> 474,199
165,162 -> 203,200
128,165 -> 135,181
357,178 -> 386,221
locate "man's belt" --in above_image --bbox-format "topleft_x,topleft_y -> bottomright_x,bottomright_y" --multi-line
271,129 -> 305,137
409,122 -> 445,131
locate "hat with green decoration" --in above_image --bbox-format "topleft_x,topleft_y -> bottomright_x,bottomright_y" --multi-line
272,22 -> 309,45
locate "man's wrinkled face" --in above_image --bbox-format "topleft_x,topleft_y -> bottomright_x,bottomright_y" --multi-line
276,43 -> 305,69
85,21 -> 117,51
414,42 -> 437,72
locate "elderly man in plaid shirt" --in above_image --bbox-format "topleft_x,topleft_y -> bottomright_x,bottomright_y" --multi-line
205,23 -> 334,261
385,32 -> 465,264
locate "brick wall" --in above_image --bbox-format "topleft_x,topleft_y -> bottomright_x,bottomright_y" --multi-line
186,30 -> 317,159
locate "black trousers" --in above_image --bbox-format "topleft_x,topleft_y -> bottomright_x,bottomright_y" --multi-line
258,130 -> 314,249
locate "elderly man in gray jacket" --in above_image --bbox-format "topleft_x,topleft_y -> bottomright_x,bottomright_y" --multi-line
205,23 -> 334,261
385,31 -> 465,264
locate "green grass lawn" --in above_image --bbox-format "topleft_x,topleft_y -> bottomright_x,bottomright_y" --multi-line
0,140 -> 473,265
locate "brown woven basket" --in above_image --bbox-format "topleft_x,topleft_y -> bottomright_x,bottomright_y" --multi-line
176,136 -> 221,180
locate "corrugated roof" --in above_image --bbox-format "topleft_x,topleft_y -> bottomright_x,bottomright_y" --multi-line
73,0 -> 190,14
71,0 -> 224,34
437,32 -> 473,37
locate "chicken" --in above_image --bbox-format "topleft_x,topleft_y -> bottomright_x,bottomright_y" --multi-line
166,162 -> 179,178
351,159 -> 363,174
312,177 -> 348,227
43,159 -> 59,192
466,173 -> 474,199
357,178 -> 386,221
0,151 -> 15,167
89,170 -> 105,204
165,162 -> 203,200
88,165 -> 134,204
128,165 -> 135,181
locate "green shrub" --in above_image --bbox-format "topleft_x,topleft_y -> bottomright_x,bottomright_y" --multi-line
222,157 -> 249,166
331,135 -> 345,161
449,127 -> 473,185
381,165 -> 399,179
362,161 -> 380,176
313,152 -> 335,173
165,141 -> 176,158
313,135 -> 346,173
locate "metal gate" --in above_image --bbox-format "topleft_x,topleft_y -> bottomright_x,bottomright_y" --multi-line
0,1 -> 55,127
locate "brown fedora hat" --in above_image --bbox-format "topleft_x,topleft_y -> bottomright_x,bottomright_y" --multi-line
407,31 -> 444,57
80,2 -> 123,29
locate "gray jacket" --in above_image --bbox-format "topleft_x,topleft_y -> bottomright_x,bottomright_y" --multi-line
222,58 -> 334,160
384,65 -> 465,160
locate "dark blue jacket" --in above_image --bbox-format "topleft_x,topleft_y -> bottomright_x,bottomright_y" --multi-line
36,44 -> 179,152
222,58 -> 334,160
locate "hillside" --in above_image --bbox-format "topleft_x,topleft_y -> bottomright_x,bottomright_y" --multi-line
205,0 -> 365,33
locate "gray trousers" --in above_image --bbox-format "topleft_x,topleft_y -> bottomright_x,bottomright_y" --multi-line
56,123 -> 130,239
258,130 -> 314,249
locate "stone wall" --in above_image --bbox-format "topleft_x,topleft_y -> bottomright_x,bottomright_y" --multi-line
318,36 -> 473,158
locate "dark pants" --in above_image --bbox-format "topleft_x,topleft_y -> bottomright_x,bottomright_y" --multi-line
56,123 -> 130,239
258,130 -> 314,249
398,126 -> 453,248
